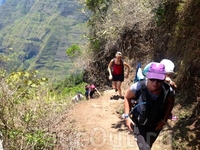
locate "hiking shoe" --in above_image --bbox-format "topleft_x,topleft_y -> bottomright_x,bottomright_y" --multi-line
119,96 -> 124,99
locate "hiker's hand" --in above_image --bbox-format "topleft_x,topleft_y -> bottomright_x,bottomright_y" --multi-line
170,81 -> 177,88
125,118 -> 134,132
109,75 -> 112,80
155,120 -> 166,131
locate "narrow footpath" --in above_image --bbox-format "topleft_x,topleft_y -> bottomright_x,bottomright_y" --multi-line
56,89 -> 174,150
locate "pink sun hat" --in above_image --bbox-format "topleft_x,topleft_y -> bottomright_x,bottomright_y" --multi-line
147,62 -> 166,80
90,84 -> 95,88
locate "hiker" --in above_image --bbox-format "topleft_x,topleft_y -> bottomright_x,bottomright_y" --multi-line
160,59 -> 177,120
124,62 -> 175,150
71,92 -> 84,103
108,51 -> 130,98
160,59 -> 177,89
143,60 -> 177,89
85,84 -> 101,100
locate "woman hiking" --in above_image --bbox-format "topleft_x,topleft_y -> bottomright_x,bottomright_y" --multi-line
108,51 -> 130,98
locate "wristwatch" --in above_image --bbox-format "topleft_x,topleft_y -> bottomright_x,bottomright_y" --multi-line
124,114 -> 129,119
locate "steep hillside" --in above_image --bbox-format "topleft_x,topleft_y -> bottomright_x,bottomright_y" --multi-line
82,0 -> 200,149
0,0 -> 88,80
155,1 -> 200,149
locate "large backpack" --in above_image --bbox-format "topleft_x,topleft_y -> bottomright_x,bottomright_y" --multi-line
134,62 -> 145,83
130,80 -> 170,126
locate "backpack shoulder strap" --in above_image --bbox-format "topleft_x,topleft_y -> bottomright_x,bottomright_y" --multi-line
120,59 -> 124,73
120,59 -> 124,64
134,79 -> 146,100
140,80 -> 148,103
129,80 -> 147,114
162,82 -> 170,102
111,58 -> 115,66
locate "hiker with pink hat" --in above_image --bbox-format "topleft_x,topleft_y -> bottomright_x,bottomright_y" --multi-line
85,84 -> 101,100
124,62 -> 175,149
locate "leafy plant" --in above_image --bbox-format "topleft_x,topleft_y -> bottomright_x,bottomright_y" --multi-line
53,72 -> 86,96
66,44 -> 81,59
155,4 -> 166,25
0,69 -> 64,149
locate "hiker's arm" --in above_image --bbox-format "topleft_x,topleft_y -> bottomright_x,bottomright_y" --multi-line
163,95 -> 175,122
124,88 -> 135,132
165,77 -> 177,89
124,62 -> 130,78
155,95 -> 175,130
124,89 -> 135,114
95,88 -> 101,96
108,59 -> 113,79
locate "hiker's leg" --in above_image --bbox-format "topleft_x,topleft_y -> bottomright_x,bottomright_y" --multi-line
146,127 -> 160,148
134,125 -> 150,150
85,91 -> 89,100
112,74 -> 118,91
117,74 -> 124,96
112,81 -> 117,90
117,81 -> 122,96
134,125 -> 160,150
90,91 -> 95,98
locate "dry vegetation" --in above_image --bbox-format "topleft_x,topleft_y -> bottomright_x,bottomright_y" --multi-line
0,70 -> 73,149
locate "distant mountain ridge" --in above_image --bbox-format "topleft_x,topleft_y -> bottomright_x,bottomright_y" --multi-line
0,0 -> 88,81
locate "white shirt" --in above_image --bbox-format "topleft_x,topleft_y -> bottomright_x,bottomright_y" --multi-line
72,94 -> 84,101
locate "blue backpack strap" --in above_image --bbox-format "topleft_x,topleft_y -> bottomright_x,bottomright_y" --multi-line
129,80 -> 146,114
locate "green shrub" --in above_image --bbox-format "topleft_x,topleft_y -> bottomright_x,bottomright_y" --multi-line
0,69 -> 72,149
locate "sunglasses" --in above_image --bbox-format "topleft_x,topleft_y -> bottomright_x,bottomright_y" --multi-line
149,79 -> 164,83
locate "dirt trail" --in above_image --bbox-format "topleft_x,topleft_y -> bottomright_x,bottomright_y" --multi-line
56,88 -> 175,150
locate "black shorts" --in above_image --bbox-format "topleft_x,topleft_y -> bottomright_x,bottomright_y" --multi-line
112,74 -> 124,82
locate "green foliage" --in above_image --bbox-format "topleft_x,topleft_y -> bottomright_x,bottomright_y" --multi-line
92,39 -> 100,51
0,0 -> 88,81
54,72 -> 86,96
85,0 -> 111,14
66,44 -> 81,59
25,130 -> 55,150
155,4 -> 166,25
